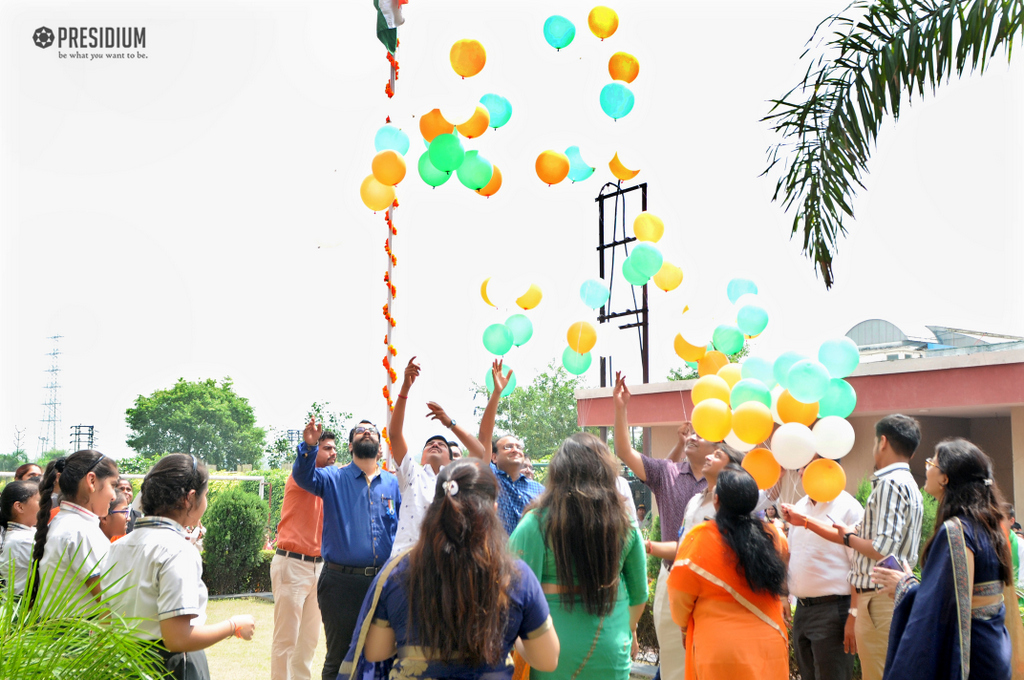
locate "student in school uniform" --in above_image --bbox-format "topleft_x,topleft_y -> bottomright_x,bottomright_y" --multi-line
99,489 -> 130,543
0,480 -> 40,595
105,453 -> 256,680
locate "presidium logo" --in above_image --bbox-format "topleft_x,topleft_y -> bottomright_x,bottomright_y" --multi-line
32,25 -> 147,59
33,27 -> 54,49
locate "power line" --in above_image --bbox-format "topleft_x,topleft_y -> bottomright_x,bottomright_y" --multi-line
38,335 -> 63,455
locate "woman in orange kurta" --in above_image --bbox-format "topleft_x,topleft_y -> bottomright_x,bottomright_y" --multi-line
667,465 -> 789,680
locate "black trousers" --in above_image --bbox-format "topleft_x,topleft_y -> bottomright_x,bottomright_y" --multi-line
793,596 -> 854,680
317,567 -> 375,680
155,646 -> 210,680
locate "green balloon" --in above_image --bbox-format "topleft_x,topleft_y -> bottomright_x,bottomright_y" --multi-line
630,243 -> 663,278
712,324 -> 744,355
562,347 -> 592,375
479,94 -> 512,129
482,323 -> 514,356
818,378 -> 857,418
505,314 -> 533,346
428,133 -> 465,172
737,304 -> 769,336
622,256 -> 649,286
787,359 -> 831,404
730,378 -> 772,409
685,360 -> 699,370
456,150 -> 493,190
774,351 -> 808,389
740,357 -> 777,389
818,337 -> 860,379
418,152 -> 450,187
485,363 -> 517,396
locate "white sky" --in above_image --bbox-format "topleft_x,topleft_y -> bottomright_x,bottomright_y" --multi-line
2,0 -> 1022,459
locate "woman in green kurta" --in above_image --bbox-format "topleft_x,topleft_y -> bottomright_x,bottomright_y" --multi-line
509,433 -> 648,680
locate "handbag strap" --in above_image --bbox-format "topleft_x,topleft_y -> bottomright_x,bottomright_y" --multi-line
348,548 -> 413,680
944,517 -> 971,680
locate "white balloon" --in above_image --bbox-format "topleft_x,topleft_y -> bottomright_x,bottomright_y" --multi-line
812,416 -> 856,459
770,385 -> 785,425
440,93 -> 480,128
486,275 -> 531,310
725,430 -> 757,453
771,423 -> 816,470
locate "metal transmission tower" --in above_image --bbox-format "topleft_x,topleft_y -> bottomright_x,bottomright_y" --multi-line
38,335 -> 63,455
70,425 -> 95,452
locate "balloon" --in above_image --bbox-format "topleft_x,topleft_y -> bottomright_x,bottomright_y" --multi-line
536,150 -> 570,185
717,363 -> 743,389
726,278 -> 758,303
608,51 -> 639,83
770,385 -> 785,425
732,402 -> 774,445
819,337 -> 861,379
487,275 -> 530,308
482,324 -> 514,355
456,106 -> 490,139
725,431 -> 757,453
630,243 -> 663,278
712,324 -> 744,355
771,422 -> 816,470
374,125 -> 410,155
580,279 -> 610,309
476,164 -> 503,197
685,360 -> 699,370
371,150 -> 407,186
516,284 -> 543,310
505,314 -> 533,347
485,363 -> 517,397
674,334 -> 707,362
774,351 -> 808,389
741,357 -> 777,389
565,146 -> 595,182
621,257 -> 649,286
567,321 -> 597,354
457,150 -> 493,190
480,278 -> 494,307
609,152 -> 640,180
562,347 -> 592,375
428,134 -> 465,173
777,390 -> 819,427
692,375 -> 731,405
418,152 -> 451,188
698,350 -> 729,378
600,82 -> 635,120
479,94 -> 513,129
419,109 -> 454,142
818,379 -> 857,419
633,212 -> 664,242
359,175 -> 395,212
802,458 -> 847,503
543,15 -> 576,50
449,39 -> 486,78
692,398 -> 732,442
787,360 -> 832,404
743,448 -> 781,490
736,304 -> 769,337
588,6 -> 619,39
730,378 -> 771,409
813,416 -> 856,459
653,262 -> 683,292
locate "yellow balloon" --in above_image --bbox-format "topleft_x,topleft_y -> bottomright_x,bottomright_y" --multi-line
732,402 -> 774,445
536,150 -> 570,185
802,458 -> 847,503
608,51 -> 639,82
674,334 -> 707,362
449,39 -> 486,78
743,448 -> 781,490
420,109 -> 454,143
516,283 -> 543,310
698,350 -> 728,377
653,262 -> 683,292
476,164 -> 503,197
371,150 -> 406,186
692,375 -> 731,406
633,212 -> 664,242
567,321 -> 597,354
588,6 -> 619,39
481,278 -> 495,307
456,105 -> 490,139
609,152 -> 640,181
716,363 -> 743,389
360,175 -> 395,212
691,398 -> 732,442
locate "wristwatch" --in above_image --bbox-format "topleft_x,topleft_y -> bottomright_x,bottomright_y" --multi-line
447,419 -> 456,429
849,608 -> 857,617
843,531 -> 856,547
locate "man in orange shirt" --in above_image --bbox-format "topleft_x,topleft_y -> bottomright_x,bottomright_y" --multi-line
271,430 -> 336,680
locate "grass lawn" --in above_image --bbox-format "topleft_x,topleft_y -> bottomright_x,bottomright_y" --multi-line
205,598 -> 327,680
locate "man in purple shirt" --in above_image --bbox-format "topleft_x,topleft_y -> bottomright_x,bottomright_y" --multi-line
613,373 -> 711,680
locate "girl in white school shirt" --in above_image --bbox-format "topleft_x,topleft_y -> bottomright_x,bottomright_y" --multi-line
0,480 -> 40,595
105,453 -> 255,680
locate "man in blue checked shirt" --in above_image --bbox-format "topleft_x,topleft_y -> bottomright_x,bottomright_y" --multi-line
293,417 -> 401,680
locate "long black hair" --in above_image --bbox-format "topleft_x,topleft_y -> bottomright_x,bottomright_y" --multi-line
140,454 -> 209,517
714,465 -> 787,596
922,438 -> 1013,585
1,481 -> 39,552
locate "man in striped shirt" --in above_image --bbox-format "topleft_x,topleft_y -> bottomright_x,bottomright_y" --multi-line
782,414 -> 923,680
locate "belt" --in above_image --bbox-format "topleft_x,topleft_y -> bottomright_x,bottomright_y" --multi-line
276,548 -> 323,563
797,594 -> 851,607
855,586 -> 881,594
326,562 -> 379,576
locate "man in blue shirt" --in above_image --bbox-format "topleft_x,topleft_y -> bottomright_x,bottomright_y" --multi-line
293,417 -> 401,680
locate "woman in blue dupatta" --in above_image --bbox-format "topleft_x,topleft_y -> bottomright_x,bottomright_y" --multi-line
873,438 -> 1013,680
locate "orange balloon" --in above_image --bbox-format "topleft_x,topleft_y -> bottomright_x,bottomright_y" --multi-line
371,150 -> 406,186
567,321 -> 596,354
476,164 -> 503,197
420,109 -> 454,143
777,390 -> 819,427
536,150 -> 570,185
802,458 -> 847,503
698,350 -> 728,377
456,105 -> 490,139
743,448 -> 781,490
516,283 -> 543,310
691,398 -> 732,442
692,375 -> 730,405
609,152 -> 640,180
717,363 -> 743,389
608,52 -> 639,83
359,175 -> 395,212
732,402 -> 774,445
450,39 -> 487,78
674,334 -> 707,362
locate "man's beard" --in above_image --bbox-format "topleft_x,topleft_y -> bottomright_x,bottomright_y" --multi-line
351,438 -> 378,460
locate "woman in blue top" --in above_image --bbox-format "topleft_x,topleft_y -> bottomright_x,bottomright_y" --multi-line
343,457 -> 560,680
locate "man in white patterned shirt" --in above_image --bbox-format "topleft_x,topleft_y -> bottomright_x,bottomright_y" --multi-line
783,414 -> 923,680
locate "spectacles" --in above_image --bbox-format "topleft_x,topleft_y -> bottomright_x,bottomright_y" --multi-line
109,509 -> 130,517
925,457 -> 938,471
502,443 -> 524,452
354,426 -> 378,436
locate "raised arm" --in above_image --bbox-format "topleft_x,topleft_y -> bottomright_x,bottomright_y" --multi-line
613,373 -> 646,481
426,402 -> 487,458
476,360 -> 511,459
389,357 -> 420,467
292,417 -> 326,496
666,424 -> 690,463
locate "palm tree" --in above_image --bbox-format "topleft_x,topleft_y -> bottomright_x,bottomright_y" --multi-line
763,0 -> 1023,287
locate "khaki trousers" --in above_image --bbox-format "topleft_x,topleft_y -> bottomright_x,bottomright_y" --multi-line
854,590 -> 894,680
654,564 -> 686,680
271,553 -> 324,680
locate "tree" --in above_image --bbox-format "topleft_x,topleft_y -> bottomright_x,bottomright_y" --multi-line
125,377 -> 265,471
0,450 -> 28,473
306,402 -> 353,465
763,0 -> 1022,287
668,345 -> 749,381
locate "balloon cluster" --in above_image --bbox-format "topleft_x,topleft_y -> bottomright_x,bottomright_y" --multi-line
477,277 -> 545,396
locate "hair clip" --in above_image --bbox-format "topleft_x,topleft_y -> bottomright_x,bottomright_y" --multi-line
984,479 -> 993,486
442,480 -> 459,497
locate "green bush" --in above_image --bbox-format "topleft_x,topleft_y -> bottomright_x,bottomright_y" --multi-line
241,468 -> 289,540
203,487 -> 266,595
